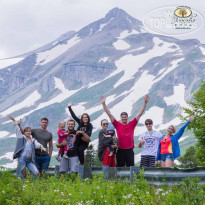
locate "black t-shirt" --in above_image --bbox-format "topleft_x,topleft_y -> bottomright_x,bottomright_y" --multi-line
66,130 -> 80,157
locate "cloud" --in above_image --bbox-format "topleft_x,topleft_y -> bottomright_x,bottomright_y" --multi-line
0,0 -> 204,59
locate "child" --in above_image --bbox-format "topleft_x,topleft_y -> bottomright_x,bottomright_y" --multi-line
103,125 -> 118,156
56,122 -> 69,161
8,115 -> 46,180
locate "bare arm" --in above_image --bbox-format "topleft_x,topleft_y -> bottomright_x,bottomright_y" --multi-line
136,95 -> 150,121
77,131 -> 90,143
56,140 -> 67,148
100,96 -> 115,123
48,140 -> 53,158
138,140 -> 145,148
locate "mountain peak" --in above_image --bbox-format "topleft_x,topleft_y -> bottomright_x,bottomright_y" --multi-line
105,7 -> 129,19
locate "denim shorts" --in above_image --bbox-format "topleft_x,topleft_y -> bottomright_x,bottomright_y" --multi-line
160,153 -> 174,162
35,155 -> 50,173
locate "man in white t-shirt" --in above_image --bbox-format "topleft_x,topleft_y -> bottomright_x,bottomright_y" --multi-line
138,119 -> 162,168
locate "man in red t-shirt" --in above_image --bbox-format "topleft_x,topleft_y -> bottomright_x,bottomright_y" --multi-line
100,95 -> 150,167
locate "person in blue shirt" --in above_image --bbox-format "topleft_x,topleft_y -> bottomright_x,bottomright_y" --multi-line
156,116 -> 194,167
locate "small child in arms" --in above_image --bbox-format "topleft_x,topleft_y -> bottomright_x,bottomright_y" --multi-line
103,125 -> 117,156
56,122 -> 69,161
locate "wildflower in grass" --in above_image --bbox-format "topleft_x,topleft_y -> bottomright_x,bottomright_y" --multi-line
69,193 -> 72,196
97,186 -> 100,189
61,192 -> 64,196
54,190 -> 59,192
146,191 -> 149,194
2,191 -> 5,194
162,193 -> 165,196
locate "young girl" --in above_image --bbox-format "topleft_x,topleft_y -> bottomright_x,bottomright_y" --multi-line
8,115 -> 46,180
68,102 -> 93,165
56,122 -> 69,161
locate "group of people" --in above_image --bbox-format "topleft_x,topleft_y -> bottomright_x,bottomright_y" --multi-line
9,94 -> 194,179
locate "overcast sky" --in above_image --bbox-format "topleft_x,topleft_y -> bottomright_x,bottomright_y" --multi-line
0,0 -> 204,59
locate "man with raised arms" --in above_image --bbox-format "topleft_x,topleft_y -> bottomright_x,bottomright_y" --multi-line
100,95 -> 150,167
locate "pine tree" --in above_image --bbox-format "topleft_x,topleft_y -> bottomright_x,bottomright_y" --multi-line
181,81 -> 205,166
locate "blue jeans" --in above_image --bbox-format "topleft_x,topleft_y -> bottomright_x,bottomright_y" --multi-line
35,155 -> 50,173
18,156 -> 39,180
160,153 -> 174,162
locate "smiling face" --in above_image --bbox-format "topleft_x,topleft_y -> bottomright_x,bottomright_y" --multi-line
67,120 -> 75,132
24,127 -> 32,138
101,119 -> 108,130
167,125 -> 175,135
41,119 -> 48,130
121,114 -> 128,124
145,119 -> 153,131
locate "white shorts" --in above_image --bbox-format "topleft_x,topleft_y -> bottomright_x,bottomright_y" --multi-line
59,156 -> 79,173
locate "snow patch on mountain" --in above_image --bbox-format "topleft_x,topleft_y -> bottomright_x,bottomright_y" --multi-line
0,57 -> 24,70
113,39 -> 130,50
134,153 -> 141,163
2,79 -> 80,123
118,30 -> 140,39
199,46 -> 205,55
179,135 -> 189,142
0,90 -> 41,116
155,58 -> 184,83
54,77 -> 66,92
0,131 -> 9,139
164,84 -> 187,107
36,36 -> 82,66
157,117 -> 182,131
97,18 -> 114,32
128,47 -> 144,52
112,37 -> 180,88
140,106 -> 164,125
2,160 -> 18,169
0,152 -> 13,160
99,57 -> 108,62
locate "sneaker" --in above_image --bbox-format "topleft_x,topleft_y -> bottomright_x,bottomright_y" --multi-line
63,153 -> 68,159
55,155 -> 61,162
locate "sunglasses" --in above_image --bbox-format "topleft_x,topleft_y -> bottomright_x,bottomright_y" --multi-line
102,123 -> 108,126
145,123 -> 152,125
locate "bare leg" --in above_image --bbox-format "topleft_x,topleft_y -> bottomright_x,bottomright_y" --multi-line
165,160 -> 173,167
160,162 -> 165,167
21,167 -> 26,178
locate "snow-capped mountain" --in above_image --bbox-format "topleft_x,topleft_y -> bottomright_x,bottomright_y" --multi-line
0,8 -> 205,168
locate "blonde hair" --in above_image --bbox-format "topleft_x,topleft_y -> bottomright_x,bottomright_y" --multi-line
169,125 -> 176,134
58,122 -> 66,129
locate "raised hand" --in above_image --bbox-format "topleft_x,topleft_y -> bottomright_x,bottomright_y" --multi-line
189,116 -> 194,122
68,102 -> 72,107
17,119 -> 22,126
8,115 -> 15,122
100,96 -> 106,104
144,95 -> 150,104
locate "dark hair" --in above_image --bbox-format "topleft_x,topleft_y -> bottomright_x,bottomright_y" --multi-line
24,127 -> 32,133
120,112 -> 128,117
101,119 -> 108,125
80,113 -> 90,124
145,119 -> 153,124
41,118 -> 49,122
67,119 -> 75,125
